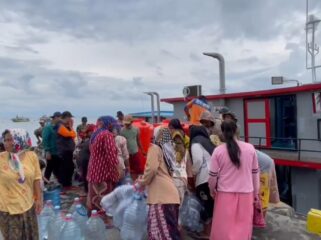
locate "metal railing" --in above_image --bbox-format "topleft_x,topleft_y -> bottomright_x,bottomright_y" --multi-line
239,136 -> 321,162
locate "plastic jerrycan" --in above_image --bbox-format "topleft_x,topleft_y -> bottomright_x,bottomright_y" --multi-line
132,119 -> 154,172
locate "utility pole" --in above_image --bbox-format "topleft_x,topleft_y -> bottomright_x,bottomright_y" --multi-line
306,0 -> 321,83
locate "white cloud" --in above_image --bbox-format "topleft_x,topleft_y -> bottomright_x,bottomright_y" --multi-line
0,0 -> 320,117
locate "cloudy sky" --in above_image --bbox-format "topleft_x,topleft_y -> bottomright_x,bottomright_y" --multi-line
0,0 -> 321,118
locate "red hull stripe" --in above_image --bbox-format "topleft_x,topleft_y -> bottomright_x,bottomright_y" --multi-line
274,158 -> 321,170
162,83 -> 321,103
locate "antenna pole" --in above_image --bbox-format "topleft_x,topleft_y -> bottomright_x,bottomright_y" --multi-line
306,0 -> 309,69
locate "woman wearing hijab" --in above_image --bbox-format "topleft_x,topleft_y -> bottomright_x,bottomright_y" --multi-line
0,129 -> 42,240
86,116 -> 119,216
168,119 -> 189,203
137,127 -> 181,240
189,125 -> 216,238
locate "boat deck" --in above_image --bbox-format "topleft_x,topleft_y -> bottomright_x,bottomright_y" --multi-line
260,149 -> 321,164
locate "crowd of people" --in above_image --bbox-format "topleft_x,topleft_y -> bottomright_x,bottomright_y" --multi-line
0,96 -> 280,240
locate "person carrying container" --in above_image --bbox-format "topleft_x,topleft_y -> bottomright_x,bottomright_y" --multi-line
184,95 -> 211,125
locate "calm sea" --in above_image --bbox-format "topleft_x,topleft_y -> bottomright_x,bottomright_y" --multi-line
0,118 -> 97,146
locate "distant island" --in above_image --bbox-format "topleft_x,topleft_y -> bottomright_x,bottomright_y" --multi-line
11,116 -> 30,122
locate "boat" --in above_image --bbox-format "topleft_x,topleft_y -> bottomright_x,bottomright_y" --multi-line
11,116 -> 30,122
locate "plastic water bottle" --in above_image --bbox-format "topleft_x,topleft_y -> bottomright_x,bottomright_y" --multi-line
85,210 -> 105,240
188,196 -> 204,232
101,184 -> 134,217
69,197 -> 82,213
116,185 -> 134,199
121,173 -> 133,185
72,204 -> 88,235
38,200 -> 55,240
120,193 -> 148,240
47,206 -> 64,240
113,197 -> 133,229
59,214 -> 83,240
101,190 -> 118,217
180,193 -> 203,232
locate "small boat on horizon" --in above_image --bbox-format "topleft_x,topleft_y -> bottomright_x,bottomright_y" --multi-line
11,115 -> 30,122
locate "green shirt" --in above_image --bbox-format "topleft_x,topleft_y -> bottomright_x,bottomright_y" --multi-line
42,124 -> 58,155
121,126 -> 139,154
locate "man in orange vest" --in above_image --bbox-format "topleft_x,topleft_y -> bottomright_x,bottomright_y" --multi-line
184,95 -> 211,125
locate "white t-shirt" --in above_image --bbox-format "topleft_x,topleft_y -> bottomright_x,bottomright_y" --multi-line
191,143 -> 211,187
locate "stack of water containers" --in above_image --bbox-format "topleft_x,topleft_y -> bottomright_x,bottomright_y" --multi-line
120,192 -> 148,240
38,198 -> 106,240
47,205 -> 64,240
59,213 -> 83,240
38,200 -> 55,240
179,192 -> 204,232
101,184 -> 134,222
86,210 -> 106,239
101,184 -> 149,240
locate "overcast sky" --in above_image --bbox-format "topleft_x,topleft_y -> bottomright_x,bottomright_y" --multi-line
0,0 -> 321,118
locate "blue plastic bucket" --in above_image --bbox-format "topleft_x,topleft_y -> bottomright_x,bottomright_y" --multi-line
43,187 -> 61,207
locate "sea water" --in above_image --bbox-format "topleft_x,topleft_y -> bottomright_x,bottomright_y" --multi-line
0,118 -> 96,146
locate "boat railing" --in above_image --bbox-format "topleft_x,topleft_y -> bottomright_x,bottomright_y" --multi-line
240,136 -> 321,162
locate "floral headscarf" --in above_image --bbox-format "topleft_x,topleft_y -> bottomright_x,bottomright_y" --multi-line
0,128 -> 32,152
0,128 -> 32,184
172,130 -> 186,164
155,127 -> 175,175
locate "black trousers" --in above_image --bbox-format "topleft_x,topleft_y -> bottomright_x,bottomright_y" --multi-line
58,151 -> 75,187
196,182 -> 214,223
44,154 -> 61,181
81,157 -> 89,192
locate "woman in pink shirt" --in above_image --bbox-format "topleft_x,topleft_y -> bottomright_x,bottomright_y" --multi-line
208,120 -> 260,240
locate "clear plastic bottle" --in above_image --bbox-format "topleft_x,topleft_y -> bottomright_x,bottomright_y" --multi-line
180,193 -> 204,232
120,193 -> 148,240
72,204 -> 88,235
121,173 -> 133,185
47,206 -> 64,240
116,185 -> 134,200
38,200 -> 55,240
69,197 -> 82,213
113,197 -> 133,229
59,214 -> 83,240
101,185 -> 134,217
85,210 -> 105,240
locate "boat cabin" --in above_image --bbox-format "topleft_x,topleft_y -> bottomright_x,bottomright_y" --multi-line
129,111 -> 174,123
162,83 -> 321,214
